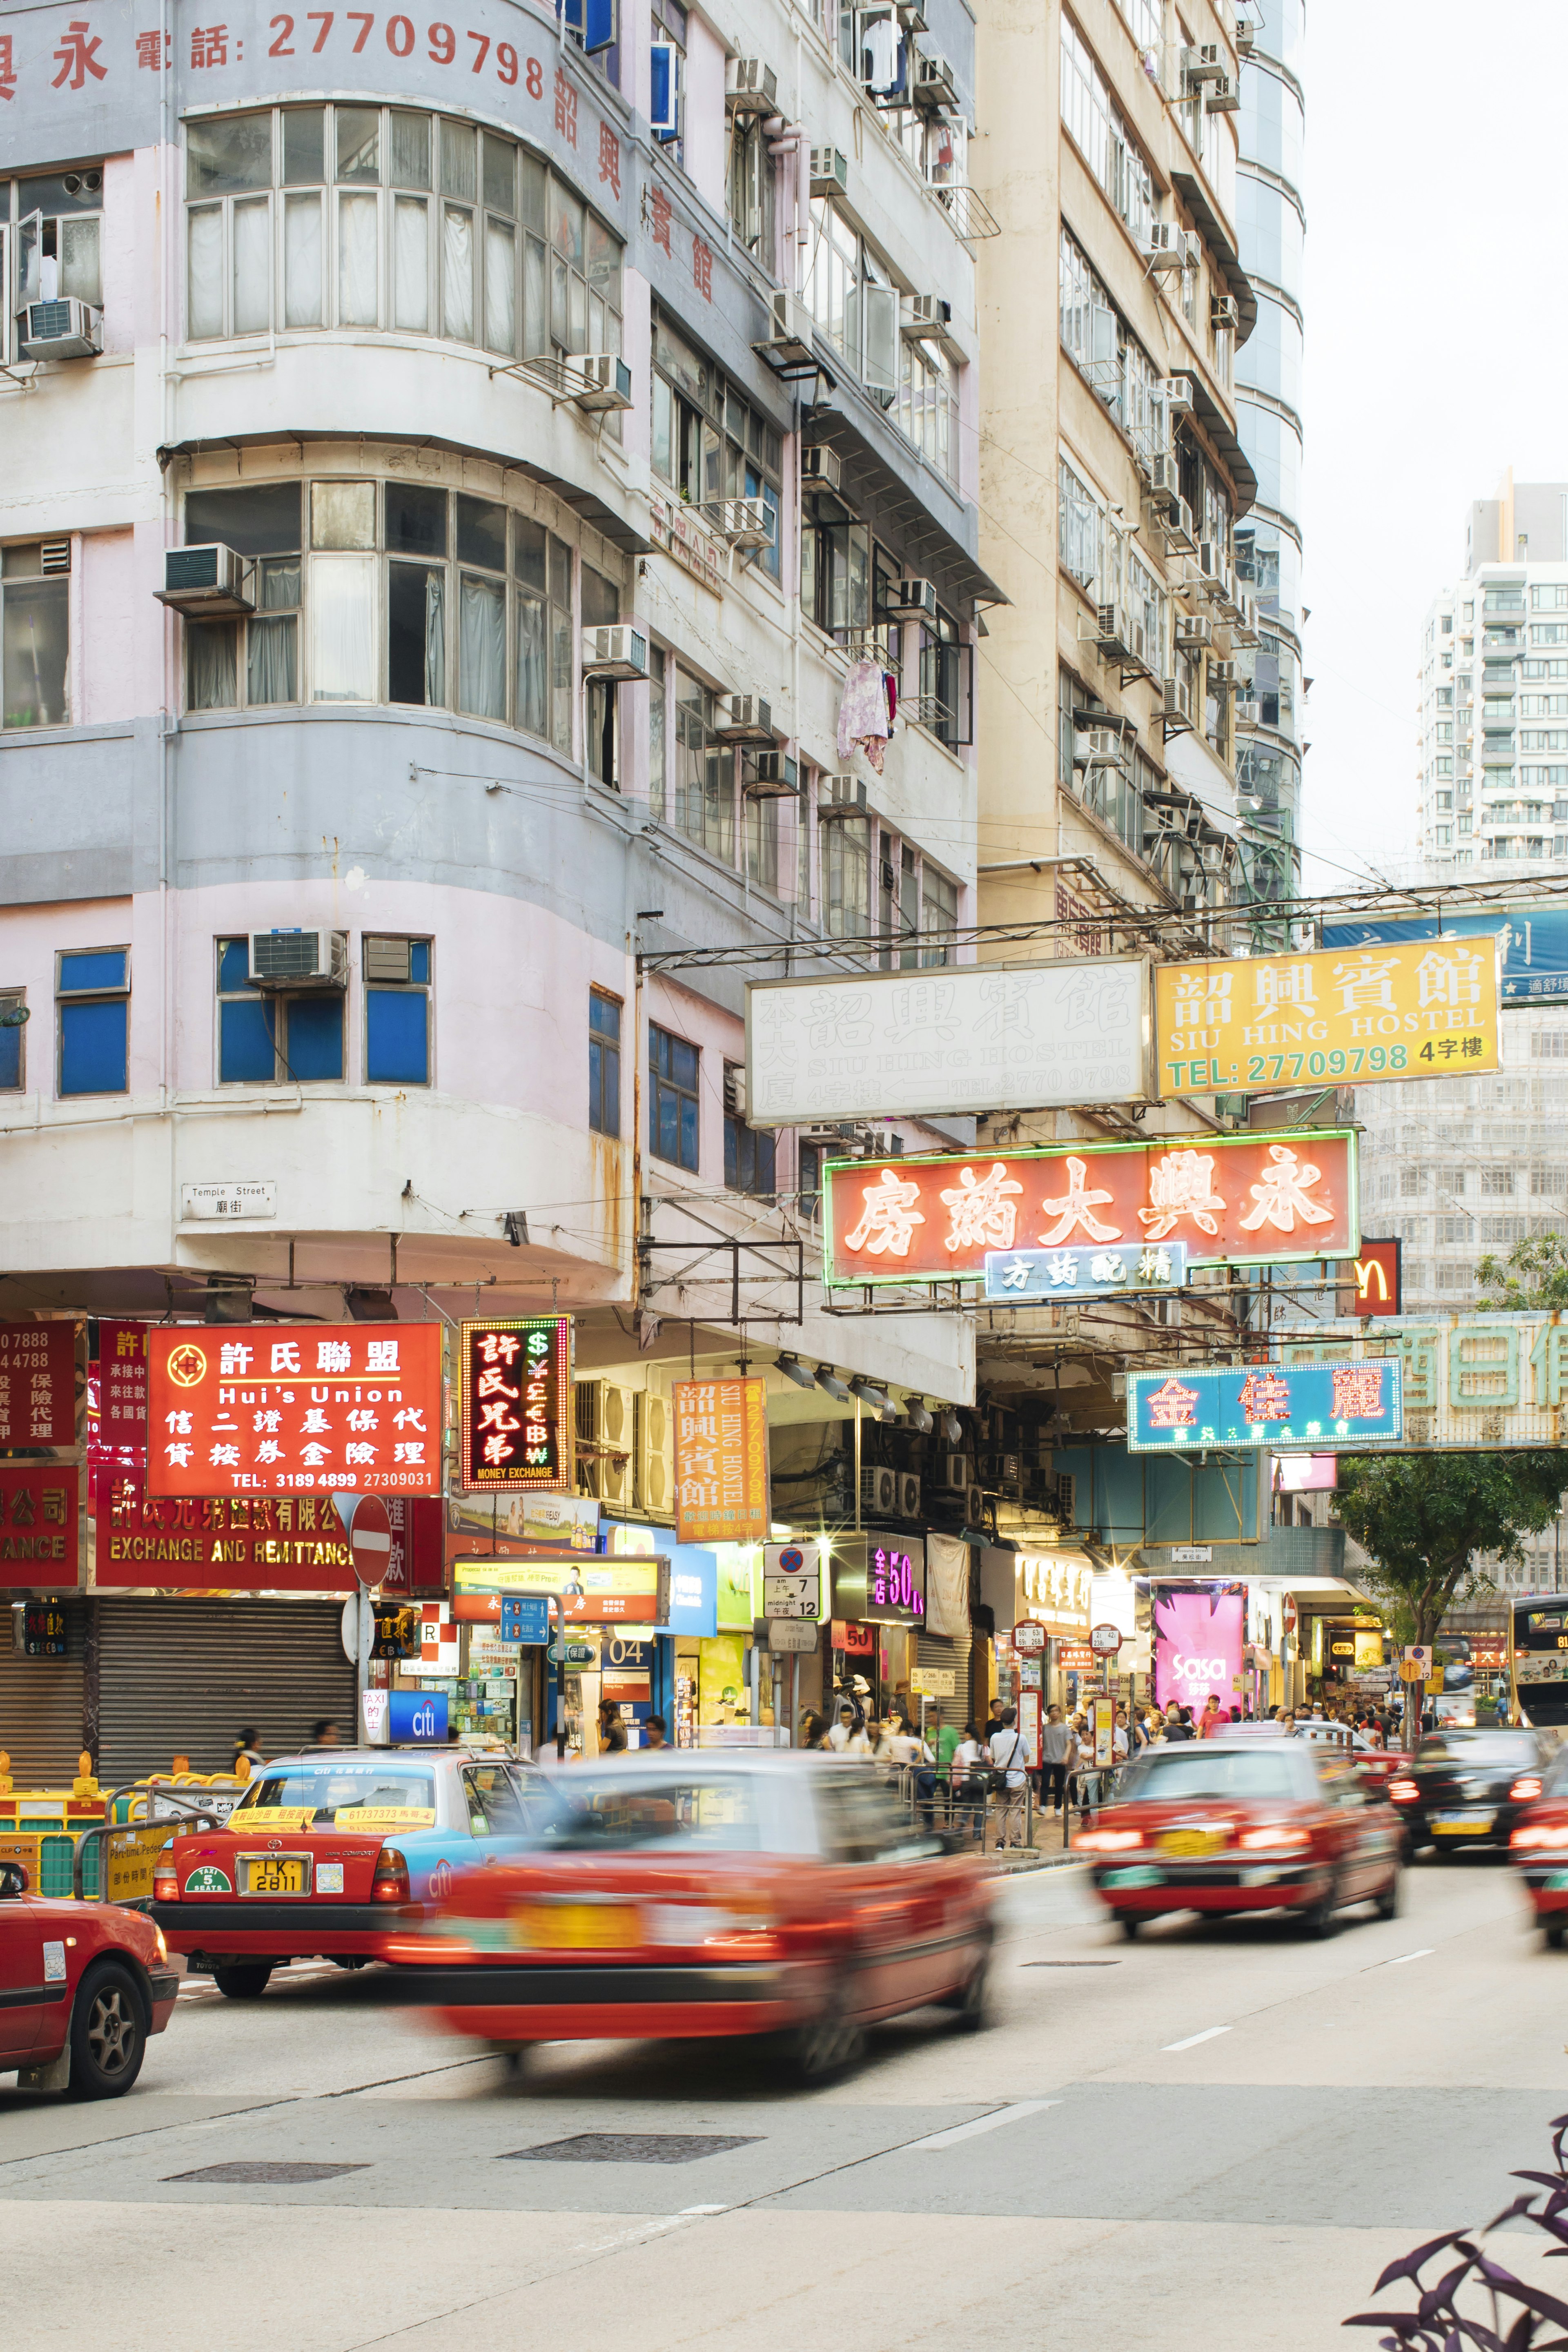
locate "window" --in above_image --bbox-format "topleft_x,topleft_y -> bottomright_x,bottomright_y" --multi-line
650,310 -> 781,578
588,990 -> 621,1135
920,863 -> 958,966
582,564 -> 620,786
804,201 -> 924,439
724,1069 -> 776,1197
0,990 -> 25,1091
798,1139 -> 823,1221
1059,16 -> 1155,246
673,670 -> 733,863
650,1023 -> 699,1171
917,601 -> 971,750
1059,227 -> 1160,450
215,937 -> 343,1082
185,107 -> 621,366
57,948 -> 128,1098
1058,455 -> 1104,593
651,1 -> 686,161
2,541 -> 70,730
895,337 -> 959,486
10,165 -> 105,317
822,811 -> 870,940
727,110 -> 775,270
364,936 -> 431,1084
800,512 -> 871,641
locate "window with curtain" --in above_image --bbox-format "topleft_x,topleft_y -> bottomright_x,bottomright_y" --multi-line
649,309 -> 782,579
823,813 -> 870,939
582,564 -> 619,787
2,542 -> 71,731
184,105 -> 621,362
673,671 -> 733,864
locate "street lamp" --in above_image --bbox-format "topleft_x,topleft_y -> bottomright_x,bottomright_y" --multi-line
848,1374 -> 889,1412
776,1352 -> 816,1390
815,1364 -> 851,1403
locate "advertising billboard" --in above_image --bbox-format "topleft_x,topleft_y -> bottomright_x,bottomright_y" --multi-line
1322,906 -> 1568,1004
1127,1360 -> 1403,1451
1153,1585 -> 1245,1717
147,1324 -> 443,1496
1278,1315 -> 1568,1448
673,1378 -> 769,1545
458,1317 -> 572,1494
746,958 -> 1152,1125
825,1129 -> 1359,1288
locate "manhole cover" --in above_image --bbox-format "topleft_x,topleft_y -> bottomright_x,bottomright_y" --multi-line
165,2161 -> 371,2185
502,2133 -> 761,2165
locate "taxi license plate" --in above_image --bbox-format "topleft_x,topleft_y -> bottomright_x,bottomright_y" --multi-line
1432,1811 -> 1495,1834
509,1901 -> 640,1951
1159,1829 -> 1225,1858
239,1855 -> 310,1895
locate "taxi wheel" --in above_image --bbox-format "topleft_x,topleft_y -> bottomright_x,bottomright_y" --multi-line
68,1962 -> 147,2100
1300,1872 -> 1342,1938
212,1965 -> 274,1999
1116,1914 -> 1140,1940
330,1958 -> 370,1971
1546,1922 -> 1566,1951
939,1953 -> 991,2032
772,1993 -> 864,2085
1374,1868 -> 1402,1921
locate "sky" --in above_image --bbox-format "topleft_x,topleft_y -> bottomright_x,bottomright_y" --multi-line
1296,0 -> 1568,902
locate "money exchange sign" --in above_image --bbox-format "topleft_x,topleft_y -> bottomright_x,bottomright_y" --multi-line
1154,939 -> 1499,1098
824,1129 -> 1359,1288
459,1317 -> 572,1494
147,1324 -> 443,1496
1127,1361 -> 1404,1451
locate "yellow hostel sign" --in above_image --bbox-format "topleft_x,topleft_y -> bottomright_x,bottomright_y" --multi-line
1154,939 -> 1501,1098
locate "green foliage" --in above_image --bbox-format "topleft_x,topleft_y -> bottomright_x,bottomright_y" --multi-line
1475,1232 -> 1568,1311
1336,1449 -> 1568,1645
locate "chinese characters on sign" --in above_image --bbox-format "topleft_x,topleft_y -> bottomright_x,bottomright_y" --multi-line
746,957 -> 1151,1127
0,1321 -> 77,1446
95,1471 -> 359,1591
830,1535 -> 926,1628
1278,1314 -> 1568,1448
673,1378 -> 769,1546
452,1554 -> 666,1625
983,1240 -> 1188,1303
0,1465 -> 81,1585
1153,939 -> 1500,1098
22,1601 -> 68,1657
96,1319 -> 149,1454
1126,1361 -> 1405,1451
145,1324 -> 443,1496
825,1131 -> 1359,1288
459,1317 -> 572,1494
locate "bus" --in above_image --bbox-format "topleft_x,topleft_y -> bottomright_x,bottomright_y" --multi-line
1510,1596 -> 1568,1729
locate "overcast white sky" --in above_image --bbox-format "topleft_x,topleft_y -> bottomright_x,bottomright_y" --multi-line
1296,0 -> 1568,900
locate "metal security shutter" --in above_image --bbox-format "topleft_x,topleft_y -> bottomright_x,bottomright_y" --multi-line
917,1625 -> 971,1729
97,1601 -> 356,1782
0,1609 -> 87,1784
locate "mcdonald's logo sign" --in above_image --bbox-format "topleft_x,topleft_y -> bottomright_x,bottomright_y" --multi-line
1352,1237 -> 1401,1319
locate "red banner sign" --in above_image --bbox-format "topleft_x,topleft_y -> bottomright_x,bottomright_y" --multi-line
674,1378 -> 770,1545
824,1129 -> 1359,1286
1352,1238 -> 1402,1318
146,1324 -> 443,1497
458,1317 -> 572,1493
95,1470 -> 355,1591
0,1463 -> 82,1588
96,1319 -> 150,1452
0,1321 -> 77,1447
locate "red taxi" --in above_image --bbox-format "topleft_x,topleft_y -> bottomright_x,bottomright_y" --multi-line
1075,1737 -> 1403,1938
1507,1744 -> 1568,1944
386,1752 -> 994,2082
1,1857 -> 179,2097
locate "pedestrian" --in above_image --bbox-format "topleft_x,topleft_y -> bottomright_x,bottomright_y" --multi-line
951,1722 -> 991,1841
1040,1704 -> 1073,1813
989,1707 -> 1031,1848
797,1709 -> 824,1752
1197,1695 -> 1227,1739
826,1704 -> 857,1751
310,1719 -> 341,1748
985,1696 -> 1008,1753
601,1713 -> 628,1755
1278,1710 -> 1297,1737
1163,1702 -> 1193,1742
233,1728 -> 264,1776
644,1713 -> 668,1751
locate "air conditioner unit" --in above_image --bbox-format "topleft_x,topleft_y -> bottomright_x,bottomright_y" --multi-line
1144,222 -> 1184,273
1236,17 -> 1255,54
766,289 -> 816,368
898,0 -> 927,29
1206,74 -> 1241,111
902,292 -> 952,341
861,1465 -> 900,1517
810,145 -> 849,196
1180,42 -> 1225,85
1176,612 -> 1213,649
247,929 -> 349,989
800,443 -> 841,492
725,55 -> 778,114
885,577 -> 938,619
746,748 -> 799,797
18,297 -> 101,361
559,352 -> 634,410
1210,658 -> 1238,689
1235,697 -> 1263,726
576,1379 -> 635,1505
964,1485 -> 986,1528
636,1389 -> 675,1517
1160,374 -> 1194,416
1232,591 -> 1261,644
1178,229 -> 1203,268
716,693 -> 775,743
1163,677 -> 1193,725
912,49 -> 958,111
708,496 -> 774,550
1211,293 -> 1239,333
1164,495 -> 1196,551
1094,603 -> 1138,659
1148,452 -> 1182,503
1198,538 -> 1227,581
157,543 -> 255,617
723,1063 -> 746,1118
937,1452 -> 969,1491
581,624 -> 649,681
898,1473 -> 921,1518
819,775 -> 869,816
1076,726 -> 1131,770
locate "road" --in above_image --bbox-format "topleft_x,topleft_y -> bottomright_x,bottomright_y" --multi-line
4,1854 -> 1567,2351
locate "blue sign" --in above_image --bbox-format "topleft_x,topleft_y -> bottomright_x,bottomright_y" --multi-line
984,1240 -> 1187,1304
389,1690 -> 448,1743
604,1521 -> 717,1636
601,1637 -> 654,1670
500,1595 -> 551,1645
1127,1360 -> 1404,1452
1322,909 -> 1568,1003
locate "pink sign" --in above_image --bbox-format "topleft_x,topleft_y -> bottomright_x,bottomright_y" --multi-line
1154,1587 -> 1245,1719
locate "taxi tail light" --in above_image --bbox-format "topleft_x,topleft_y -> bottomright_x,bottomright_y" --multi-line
153,1862 -> 179,1901
372,1846 -> 411,1903
1511,1777 -> 1544,1802
1512,1824 -> 1567,1851
1074,1828 -> 1143,1853
1387,1779 -> 1419,1803
1238,1826 -> 1311,1852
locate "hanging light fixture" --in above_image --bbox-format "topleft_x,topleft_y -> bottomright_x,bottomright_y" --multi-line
848,1374 -> 890,1412
776,1352 -> 816,1390
904,1396 -> 934,1434
939,1406 -> 964,1446
815,1363 -> 851,1403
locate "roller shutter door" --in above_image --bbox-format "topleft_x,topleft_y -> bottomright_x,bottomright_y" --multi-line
97,1600 -> 356,1782
0,1607 -> 87,1785
917,1624 -> 971,1732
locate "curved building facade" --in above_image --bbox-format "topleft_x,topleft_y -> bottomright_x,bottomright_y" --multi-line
1233,0 -> 1305,931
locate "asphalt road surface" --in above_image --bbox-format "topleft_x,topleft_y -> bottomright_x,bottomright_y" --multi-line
5,1854 -> 1567,2351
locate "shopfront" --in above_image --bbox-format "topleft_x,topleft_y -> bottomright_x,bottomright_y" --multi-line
828,1533 -> 926,1726
449,1552 -> 666,1757
1010,1550 -> 1095,1713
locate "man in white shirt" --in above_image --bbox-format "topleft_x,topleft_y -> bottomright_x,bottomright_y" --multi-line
989,1707 -> 1031,1849
1039,1705 -> 1073,1815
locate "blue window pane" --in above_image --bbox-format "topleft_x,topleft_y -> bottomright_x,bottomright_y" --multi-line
366,988 -> 429,1083
60,999 -> 127,1095
285,995 -> 343,1080
0,1024 -> 20,1089
672,1037 -> 698,1089
655,1085 -> 679,1163
217,938 -> 252,993
220,997 -> 275,1081
408,940 -> 430,984
590,992 -> 620,1041
680,1095 -> 698,1170
59,949 -> 127,995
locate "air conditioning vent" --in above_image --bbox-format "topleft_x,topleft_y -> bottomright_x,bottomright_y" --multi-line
1175,612 -> 1213,649
818,775 -> 869,817
861,1465 -> 901,1517
800,443 -> 841,492
745,749 -> 799,797
158,543 -> 255,617
1145,221 -> 1184,272
723,1063 -> 746,1118
809,145 -> 849,196
1180,41 -> 1225,85
716,693 -> 775,743
1206,74 -> 1241,111
1076,726 -> 1131,770
636,1390 -> 674,1516
363,937 -> 414,982
1211,293 -> 1239,333
18,297 -> 101,361
247,929 -> 349,989
938,1452 -> 969,1491
705,496 -> 774,550
884,576 -> 938,619
1209,658 -> 1238,689
1163,494 -> 1196,552
902,292 -> 952,341
558,352 -> 633,410
912,49 -> 958,111
725,56 -> 778,114
765,289 -> 816,366
964,1485 -> 986,1528
898,1473 -> 921,1519
1163,677 -> 1194,725
575,1379 -> 635,1505
1148,452 -> 1182,502
1160,374 -> 1194,416
39,540 -> 71,576
1231,591 -> 1261,645
582,624 -> 649,681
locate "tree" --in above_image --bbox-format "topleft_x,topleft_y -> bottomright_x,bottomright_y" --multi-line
1335,1450 -> 1568,1744
1475,1232 -> 1568,1311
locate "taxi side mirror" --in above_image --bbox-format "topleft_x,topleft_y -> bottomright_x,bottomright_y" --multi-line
0,1862 -> 29,1897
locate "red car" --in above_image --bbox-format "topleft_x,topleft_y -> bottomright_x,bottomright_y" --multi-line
0,1856 -> 179,2097
1075,1736 -> 1403,1938
1506,1746 -> 1568,1944
386,1752 -> 995,2082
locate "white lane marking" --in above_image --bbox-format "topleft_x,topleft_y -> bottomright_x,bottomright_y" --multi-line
679,2204 -> 729,2216
1384,1948 -> 1434,1966
906,2099 -> 1060,2150
1163,2025 -> 1232,2051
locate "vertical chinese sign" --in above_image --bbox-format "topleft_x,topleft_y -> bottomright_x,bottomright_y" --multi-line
0,1321 -> 77,1446
146,1325 -> 443,1495
96,1319 -> 150,1454
458,1317 -> 573,1493
674,1378 -> 770,1546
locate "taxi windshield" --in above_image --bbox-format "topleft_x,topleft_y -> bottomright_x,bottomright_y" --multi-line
235,1765 -> 437,1820
1120,1750 -> 1304,1804
541,1771 -> 764,1853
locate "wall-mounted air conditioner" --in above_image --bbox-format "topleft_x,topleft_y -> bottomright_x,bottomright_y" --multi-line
861,1465 -> 900,1516
1175,612 -> 1213,650
1206,74 -> 1241,111
1211,293 -> 1239,333
248,929 -> 350,989
559,353 -> 633,410
157,543 -> 255,617
723,1063 -> 746,1117
1163,495 -> 1196,552
884,577 -> 938,619
912,50 -> 957,110
582,624 -> 649,681
810,146 -> 849,196
576,1379 -> 635,1505
1160,374 -> 1194,416
1163,677 -> 1194,725
636,1390 -> 674,1516
898,1473 -> 921,1518
1145,222 -> 1184,273
819,775 -> 869,817
18,297 -> 102,361
1076,726 -> 1131,770
1180,42 -> 1225,86
725,56 -> 778,114
1209,658 -> 1238,690
1148,452 -> 1182,503
902,292 -> 952,342
801,443 -> 841,492
706,497 -> 774,549
716,694 -> 775,743
745,749 -> 799,797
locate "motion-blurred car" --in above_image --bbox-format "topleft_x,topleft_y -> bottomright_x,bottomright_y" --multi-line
1075,1738 -> 1402,1938
385,1752 -> 994,2081
150,1747 -> 554,1997
1383,1729 -> 1543,1858
0,1857 -> 178,2096
1507,1744 -> 1568,1944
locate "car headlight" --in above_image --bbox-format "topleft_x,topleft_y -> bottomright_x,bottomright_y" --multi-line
154,1926 -> 168,1962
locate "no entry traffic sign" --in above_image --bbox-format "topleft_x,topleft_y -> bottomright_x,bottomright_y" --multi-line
350,1495 -> 392,1589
